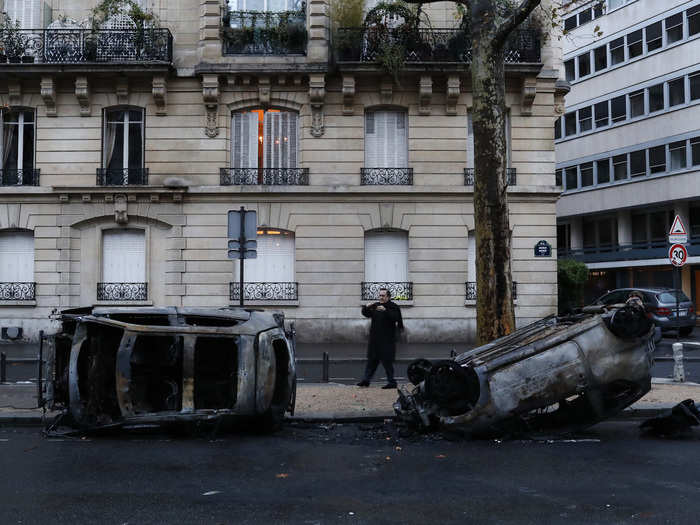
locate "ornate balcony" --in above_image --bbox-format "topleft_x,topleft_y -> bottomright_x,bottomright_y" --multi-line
96,168 -> 149,186
220,168 -> 309,185
0,282 -> 36,301
0,169 -> 40,186
361,168 -> 413,185
97,282 -> 148,301
466,281 -> 517,301
230,282 -> 299,301
222,9 -> 307,55
336,28 -> 540,65
464,168 -> 517,186
0,29 -> 173,64
361,282 -> 413,301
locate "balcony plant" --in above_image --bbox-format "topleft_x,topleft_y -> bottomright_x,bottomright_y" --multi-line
89,0 -> 161,59
221,3 -> 307,55
0,14 -> 28,63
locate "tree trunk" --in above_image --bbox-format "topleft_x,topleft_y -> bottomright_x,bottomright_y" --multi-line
471,2 -> 515,344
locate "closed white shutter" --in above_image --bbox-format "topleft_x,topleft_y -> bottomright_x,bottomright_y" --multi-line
240,232 -> 295,282
102,229 -> 146,282
263,112 -> 298,168
0,231 -> 34,282
365,111 -> 408,168
364,231 -> 408,282
231,112 -> 259,169
467,232 -> 476,282
6,0 -> 42,28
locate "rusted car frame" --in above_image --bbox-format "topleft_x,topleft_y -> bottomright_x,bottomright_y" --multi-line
395,307 -> 655,437
44,307 -> 296,431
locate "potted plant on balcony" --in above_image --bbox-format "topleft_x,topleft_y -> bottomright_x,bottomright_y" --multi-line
330,0 -> 364,61
90,0 -> 161,60
1,15 -> 26,63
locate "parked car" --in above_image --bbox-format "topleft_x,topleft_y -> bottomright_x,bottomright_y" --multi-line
592,288 -> 696,337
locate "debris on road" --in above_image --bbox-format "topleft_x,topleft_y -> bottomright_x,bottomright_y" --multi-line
640,399 -> 700,438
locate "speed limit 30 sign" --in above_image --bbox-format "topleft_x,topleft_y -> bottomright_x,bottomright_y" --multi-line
669,243 -> 688,267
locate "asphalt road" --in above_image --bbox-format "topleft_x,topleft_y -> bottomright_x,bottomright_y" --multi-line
1,420 -> 700,524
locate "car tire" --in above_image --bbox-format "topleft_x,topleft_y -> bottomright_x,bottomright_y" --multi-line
653,326 -> 662,344
680,326 -> 694,337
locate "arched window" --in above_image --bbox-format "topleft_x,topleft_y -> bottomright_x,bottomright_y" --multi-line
232,228 -> 297,301
99,229 -> 147,301
363,229 -> 412,300
0,230 -> 35,301
101,107 -> 146,185
1,108 -> 36,185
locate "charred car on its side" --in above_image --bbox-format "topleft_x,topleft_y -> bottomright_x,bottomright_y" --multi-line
395,305 -> 655,437
43,307 -> 296,432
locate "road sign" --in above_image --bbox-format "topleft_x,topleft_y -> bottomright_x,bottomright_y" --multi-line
227,240 -> 257,259
227,209 -> 257,259
534,240 -> 552,257
668,215 -> 688,244
669,243 -> 688,267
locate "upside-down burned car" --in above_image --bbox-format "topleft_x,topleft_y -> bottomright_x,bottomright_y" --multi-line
44,307 -> 296,432
395,305 -> 655,437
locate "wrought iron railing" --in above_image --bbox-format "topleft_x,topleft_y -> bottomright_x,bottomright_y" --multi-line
464,168 -> 517,186
222,9 -> 307,55
0,169 -> 40,186
0,282 -> 36,301
97,282 -> 148,301
361,282 -> 413,301
0,29 -> 173,64
336,28 -> 540,64
96,168 -> 149,186
466,281 -> 517,301
230,282 -> 299,301
361,168 -> 413,185
220,168 -> 309,185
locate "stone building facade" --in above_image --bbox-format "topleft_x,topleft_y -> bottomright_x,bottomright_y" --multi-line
0,0 -> 562,343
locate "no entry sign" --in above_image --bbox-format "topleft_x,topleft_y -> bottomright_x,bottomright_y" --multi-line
669,243 -> 688,267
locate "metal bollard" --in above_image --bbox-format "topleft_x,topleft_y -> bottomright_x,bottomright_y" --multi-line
322,351 -> 329,383
0,352 -> 6,383
673,342 -> 685,382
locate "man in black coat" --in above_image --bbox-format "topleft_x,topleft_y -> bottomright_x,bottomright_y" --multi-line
357,287 -> 403,389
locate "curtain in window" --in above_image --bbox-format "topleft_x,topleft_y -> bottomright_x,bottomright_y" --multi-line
364,110 -> 408,168
239,232 -> 295,282
263,111 -> 298,168
5,0 -> 42,28
364,231 -> 408,282
102,229 -> 146,283
1,116 -> 16,170
0,231 -> 34,282
231,112 -> 259,168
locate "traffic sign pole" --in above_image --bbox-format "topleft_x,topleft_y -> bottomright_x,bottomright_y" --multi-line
238,206 -> 245,307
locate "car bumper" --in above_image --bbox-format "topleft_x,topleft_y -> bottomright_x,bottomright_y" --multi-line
652,313 -> 697,330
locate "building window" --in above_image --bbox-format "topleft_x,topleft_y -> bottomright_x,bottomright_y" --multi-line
583,216 -> 617,251
554,117 -> 561,140
594,45 -> 607,72
578,106 -> 592,132
557,224 -> 571,253
580,162 -> 594,187
234,229 -> 296,301
629,90 -> 645,118
564,15 -> 577,32
100,229 -> 147,301
103,108 -> 145,180
578,52 -> 591,78
645,22 -> 662,53
578,8 -> 592,25
629,150 -> 646,177
627,29 -> 642,59
596,159 -> 610,184
365,110 -> 408,168
555,169 -> 562,186
610,37 -> 625,65
665,13 -> 683,44
689,5 -> 700,37
228,0 -> 302,11
364,230 -> 411,300
565,166 -> 578,190
610,95 -> 626,123
565,59 -> 575,82
649,145 -> 666,173
594,101 -> 609,128
692,137 -> 700,166
648,83 -> 664,112
3,0 -> 42,28
690,72 -> 700,101
668,78 -> 685,107
564,112 -> 577,136
669,140 -> 687,170
0,230 -> 35,301
613,154 -> 627,181
1,109 -> 35,177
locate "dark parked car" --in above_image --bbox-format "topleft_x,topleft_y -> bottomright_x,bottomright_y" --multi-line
593,288 -> 696,336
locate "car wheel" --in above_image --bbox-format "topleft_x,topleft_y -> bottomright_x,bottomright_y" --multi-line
653,326 -> 662,344
680,326 -> 694,337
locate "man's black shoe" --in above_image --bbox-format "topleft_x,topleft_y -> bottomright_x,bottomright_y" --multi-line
356,380 -> 370,387
382,383 -> 398,389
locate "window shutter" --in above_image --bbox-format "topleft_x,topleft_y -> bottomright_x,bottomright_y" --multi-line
505,111 -> 511,167
102,229 -> 146,282
0,232 -> 34,282
364,231 -> 408,282
365,111 -> 407,168
241,233 -> 295,282
467,232 -> 476,282
467,112 -> 474,169
263,112 -> 298,169
231,112 -> 258,169
6,0 -> 42,28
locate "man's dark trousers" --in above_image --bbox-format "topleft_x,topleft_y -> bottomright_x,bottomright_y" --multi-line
362,356 -> 395,384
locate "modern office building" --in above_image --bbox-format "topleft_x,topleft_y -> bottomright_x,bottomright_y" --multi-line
556,0 -> 700,307
0,0 -> 561,343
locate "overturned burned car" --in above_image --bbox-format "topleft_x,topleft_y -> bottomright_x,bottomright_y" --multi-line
395,306 -> 655,437
43,307 -> 296,432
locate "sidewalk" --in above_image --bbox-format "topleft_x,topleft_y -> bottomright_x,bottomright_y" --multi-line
1,378 -> 699,425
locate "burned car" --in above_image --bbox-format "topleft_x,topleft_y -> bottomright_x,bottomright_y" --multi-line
43,307 -> 296,432
395,306 -> 654,437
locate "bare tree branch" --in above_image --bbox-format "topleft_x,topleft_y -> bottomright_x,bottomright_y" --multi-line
494,0 -> 542,46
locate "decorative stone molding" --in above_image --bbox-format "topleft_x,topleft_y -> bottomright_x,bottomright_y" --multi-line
380,77 -> 393,105
116,78 -> 129,105
201,74 -> 220,138
114,194 -> 128,225
150,194 -> 160,203
342,75 -> 355,115
82,194 -> 91,202
40,77 -> 57,117
419,75 -> 432,116
59,194 -> 69,203
446,75 -> 460,116
152,75 -> 167,116
75,76 -> 91,117
309,74 -> 325,138
258,76 -> 271,107
8,82 -> 21,107
520,76 -> 537,116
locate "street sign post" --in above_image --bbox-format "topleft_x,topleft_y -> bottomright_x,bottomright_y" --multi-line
669,243 -> 687,267
227,207 -> 257,307
668,215 -> 688,245
669,241 -> 688,343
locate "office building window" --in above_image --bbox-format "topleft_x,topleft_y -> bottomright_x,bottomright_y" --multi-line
594,101 -> 609,128
645,22 -> 662,52
665,13 -> 683,44
565,59 -> 575,82
613,154 -> 627,180
594,45 -> 607,71
668,77 -> 685,107
610,96 -> 626,123
669,141 -> 687,170
565,166 -> 578,190
692,138 -> 700,166
627,30 -> 643,58
555,169 -> 562,186
580,162 -> 593,187
629,150 -> 646,177
610,37 -> 625,65
648,83 -> 664,112
578,106 -> 592,132
596,159 -> 610,184
554,117 -> 561,140
564,112 -> 577,136
629,90 -> 645,117
564,15 -> 577,32
690,72 -> 700,101
578,52 -> 591,77
689,5 -> 700,37
649,146 -> 666,173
